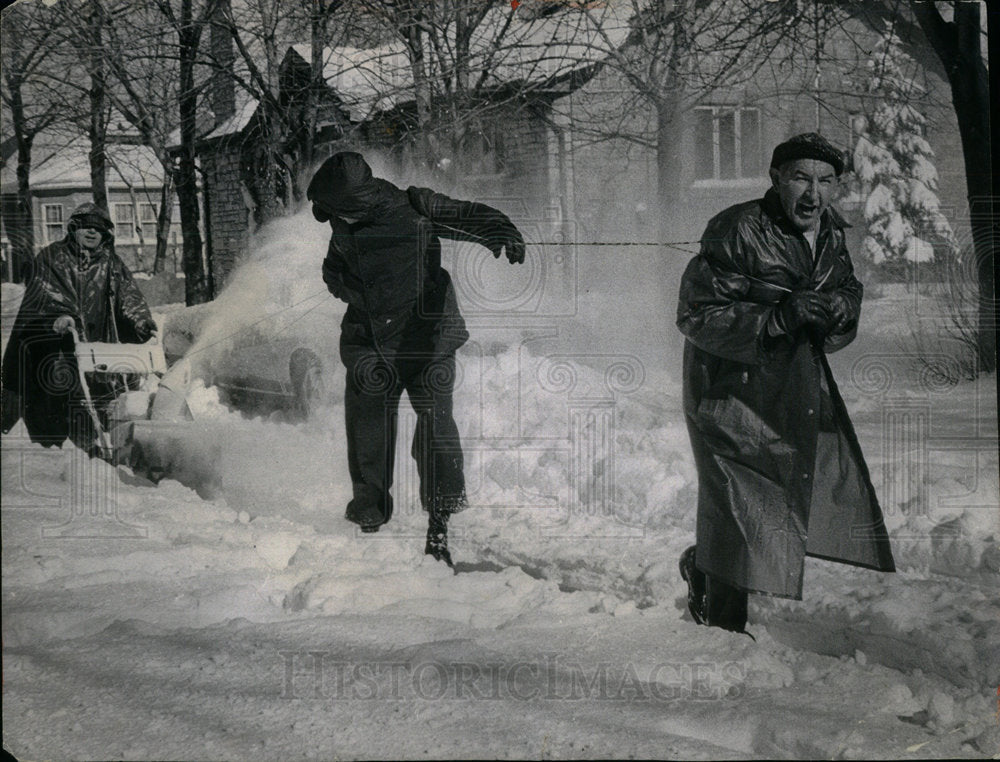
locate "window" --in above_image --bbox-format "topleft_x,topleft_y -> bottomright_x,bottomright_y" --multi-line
114,203 -> 135,241
693,107 -> 762,182
43,204 -> 64,243
139,203 -> 158,241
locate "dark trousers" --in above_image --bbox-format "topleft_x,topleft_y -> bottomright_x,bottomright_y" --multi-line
704,574 -> 749,632
343,350 -> 465,527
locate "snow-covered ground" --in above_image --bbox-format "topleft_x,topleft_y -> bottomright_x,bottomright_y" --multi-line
2,217 -> 998,759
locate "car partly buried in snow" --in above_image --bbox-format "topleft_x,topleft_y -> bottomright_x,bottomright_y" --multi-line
161,291 -> 345,420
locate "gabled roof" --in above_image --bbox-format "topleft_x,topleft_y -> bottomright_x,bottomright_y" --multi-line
166,91 -> 260,149
0,142 -> 166,192
290,3 -> 631,121
200,97 -> 260,143
165,4 -> 632,143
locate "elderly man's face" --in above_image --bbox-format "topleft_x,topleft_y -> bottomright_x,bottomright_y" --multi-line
74,227 -> 103,250
770,158 -> 838,232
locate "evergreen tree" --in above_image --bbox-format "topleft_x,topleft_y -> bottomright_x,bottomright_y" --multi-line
853,29 -> 956,266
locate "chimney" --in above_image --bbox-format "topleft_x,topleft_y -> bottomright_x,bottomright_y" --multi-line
211,0 -> 236,127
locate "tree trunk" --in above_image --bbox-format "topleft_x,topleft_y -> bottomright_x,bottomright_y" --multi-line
404,23 -> 435,170
87,1 -> 109,211
153,166 -> 174,274
655,93 -> 687,236
654,0 -> 692,242
177,0 -> 211,305
304,0 -> 329,177
247,106 -> 286,225
913,1 -> 995,372
6,93 -> 35,283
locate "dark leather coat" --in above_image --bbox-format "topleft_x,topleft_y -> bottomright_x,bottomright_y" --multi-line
677,189 -> 895,599
320,180 -> 520,364
2,205 -> 153,444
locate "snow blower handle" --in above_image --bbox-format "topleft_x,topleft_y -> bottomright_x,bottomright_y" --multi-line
58,318 -> 115,459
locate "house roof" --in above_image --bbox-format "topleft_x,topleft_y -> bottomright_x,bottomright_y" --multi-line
291,4 -> 632,121
200,96 -> 261,142
0,142 -> 166,193
166,4 -> 632,142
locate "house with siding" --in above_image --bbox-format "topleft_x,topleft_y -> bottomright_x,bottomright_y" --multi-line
559,15 -> 966,258
0,141 -> 180,278
188,4 -> 631,292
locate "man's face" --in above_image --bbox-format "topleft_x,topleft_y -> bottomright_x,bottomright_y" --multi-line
74,226 -> 103,250
770,158 -> 838,232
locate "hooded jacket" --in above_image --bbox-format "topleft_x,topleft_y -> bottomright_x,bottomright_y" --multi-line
1,203 -> 154,442
677,189 -> 895,599
308,152 -> 523,362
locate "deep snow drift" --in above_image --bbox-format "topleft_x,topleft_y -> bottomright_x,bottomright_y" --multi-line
2,207 -> 997,760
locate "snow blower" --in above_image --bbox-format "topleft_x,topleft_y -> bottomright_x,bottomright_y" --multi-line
67,323 -> 186,470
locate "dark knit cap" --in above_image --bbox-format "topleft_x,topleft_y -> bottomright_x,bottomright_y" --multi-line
307,152 -> 381,221
770,132 -> 846,176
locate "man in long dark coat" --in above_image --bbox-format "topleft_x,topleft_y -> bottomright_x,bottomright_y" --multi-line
307,152 -> 525,566
1,203 -> 155,452
676,133 -> 895,634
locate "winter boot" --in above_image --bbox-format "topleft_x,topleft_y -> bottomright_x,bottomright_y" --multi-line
346,499 -> 387,534
678,545 -> 707,625
425,510 -> 453,568
679,545 -> 753,639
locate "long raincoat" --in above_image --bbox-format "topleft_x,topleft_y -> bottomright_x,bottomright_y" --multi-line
1,204 -> 154,446
677,189 -> 895,599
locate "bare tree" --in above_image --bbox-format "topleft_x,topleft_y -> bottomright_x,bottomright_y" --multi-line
355,0 -> 626,186
0,1 -> 72,282
560,0 -> 807,237
90,3 -> 186,273
303,0 -> 345,173
910,0 -> 994,373
48,0 -> 116,212
142,0 -> 221,304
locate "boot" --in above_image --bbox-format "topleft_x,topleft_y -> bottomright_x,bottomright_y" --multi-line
678,545 -> 707,625
346,499 -> 387,534
679,545 -> 753,638
425,510 -> 453,568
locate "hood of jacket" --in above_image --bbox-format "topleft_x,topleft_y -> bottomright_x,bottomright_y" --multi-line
308,152 -> 387,222
66,202 -> 115,253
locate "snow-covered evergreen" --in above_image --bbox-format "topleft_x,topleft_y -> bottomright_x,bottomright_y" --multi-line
853,29 -> 956,265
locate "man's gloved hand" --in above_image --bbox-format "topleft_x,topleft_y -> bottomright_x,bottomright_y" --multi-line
776,290 -> 831,334
824,293 -> 854,335
134,318 -> 157,342
52,315 -> 75,335
1,388 -> 21,434
488,229 -> 526,264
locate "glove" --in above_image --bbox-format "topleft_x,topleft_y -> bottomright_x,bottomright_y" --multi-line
488,228 -> 526,264
824,293 -> 855,335
134,318 -> 157,342
52,315 -> 75,335
776,290 -> 831,334
1,388 -> 21,434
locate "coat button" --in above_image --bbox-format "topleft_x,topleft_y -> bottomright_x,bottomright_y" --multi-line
807,408 -> 814,416
802,473 -> 810,480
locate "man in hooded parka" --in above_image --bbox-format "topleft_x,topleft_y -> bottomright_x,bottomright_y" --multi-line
1,202 -> 156,451
307,152 -> 525,566
676,133 -> 895,634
